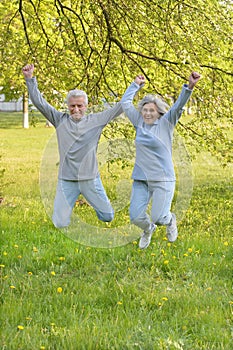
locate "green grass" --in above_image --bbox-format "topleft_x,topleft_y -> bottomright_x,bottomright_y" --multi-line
0,112 -> 233,350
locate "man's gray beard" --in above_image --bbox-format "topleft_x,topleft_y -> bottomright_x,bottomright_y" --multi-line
71,114 -> 82,121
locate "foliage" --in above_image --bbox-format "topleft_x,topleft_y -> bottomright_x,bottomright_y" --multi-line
0,0 -> 232,164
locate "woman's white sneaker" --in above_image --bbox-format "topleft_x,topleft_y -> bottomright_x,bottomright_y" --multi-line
139,223 -> 156,249
166,213 -> 178,242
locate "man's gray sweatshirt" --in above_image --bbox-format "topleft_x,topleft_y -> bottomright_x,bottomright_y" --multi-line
26,77 -> 123,180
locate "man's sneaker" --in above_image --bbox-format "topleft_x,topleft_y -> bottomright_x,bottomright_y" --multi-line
166,213 -> 178,242
139,223 -> 156,249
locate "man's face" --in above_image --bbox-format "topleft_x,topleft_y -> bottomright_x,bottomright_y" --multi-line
67,96 -> 87,120
141,103 -> 160,124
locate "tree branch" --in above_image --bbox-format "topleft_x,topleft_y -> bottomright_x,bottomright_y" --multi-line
200,64 -> 233,76
18,0 -> 33,53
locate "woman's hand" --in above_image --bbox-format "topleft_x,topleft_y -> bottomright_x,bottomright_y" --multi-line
188,72 -> 201,89
134,75 -> 145,86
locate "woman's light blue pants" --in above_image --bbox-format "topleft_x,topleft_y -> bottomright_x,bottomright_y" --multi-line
130,180 -> 175,232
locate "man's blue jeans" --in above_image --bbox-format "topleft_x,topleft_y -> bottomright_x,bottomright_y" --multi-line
52,176 -> 114,228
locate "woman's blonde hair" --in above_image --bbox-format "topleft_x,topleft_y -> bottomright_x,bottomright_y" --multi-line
138,94 -> 170,116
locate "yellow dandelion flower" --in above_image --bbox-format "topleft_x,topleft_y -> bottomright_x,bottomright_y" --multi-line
0,264 -> 5,268
229,301 -> 233,305
28,272 -> 33,276
210,252 -> 214,256
188,248 -> 193,253
40,347 -> 46,350
17,325 -> 24,330
151,253 -> 156,256
132,241 -> 137,245
57,287 -> 63,293
3,251 -> 8,256
167,242 -> 171,247
10,285 -> 16,289
172,255 -> 176,259
158,302 -> 162,307
117,301 -> 123,305
127,267 -> 131,272
163,260 -> 169,265
14,244 -> 19,248
223,241 -> 229,246
58,257 -> 65,261
51,271 -> 56,276
162,297 -> 168,301
18,255 -> 22,259
183,253 -> 188,257
162,237 -> 168,241
50,323 -> 56,327
33,247 -> 38,252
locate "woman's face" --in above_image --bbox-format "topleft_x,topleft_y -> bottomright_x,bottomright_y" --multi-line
141,103 -> 160,124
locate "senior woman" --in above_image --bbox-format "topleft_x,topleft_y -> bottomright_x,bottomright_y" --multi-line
121,72 -> 201,249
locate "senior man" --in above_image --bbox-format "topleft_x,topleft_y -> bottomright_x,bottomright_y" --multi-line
22,64 -> 123,228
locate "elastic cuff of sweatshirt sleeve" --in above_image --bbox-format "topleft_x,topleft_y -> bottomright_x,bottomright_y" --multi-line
184,83 -> 193,91
133,81 -> 144,89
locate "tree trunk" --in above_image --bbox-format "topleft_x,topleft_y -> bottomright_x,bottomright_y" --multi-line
23,92 -> 29,128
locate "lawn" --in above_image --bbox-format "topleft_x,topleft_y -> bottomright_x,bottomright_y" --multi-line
0,112 -> 232,350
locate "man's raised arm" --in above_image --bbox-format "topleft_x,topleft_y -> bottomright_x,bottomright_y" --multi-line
22,64 -> 62,127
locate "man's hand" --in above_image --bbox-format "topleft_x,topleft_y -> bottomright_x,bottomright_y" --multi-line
134,75 -> 145,86
188,71 -> 201,90
22,64 -> 34,79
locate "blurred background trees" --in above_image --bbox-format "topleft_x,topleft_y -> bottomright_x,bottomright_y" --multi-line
0,0 -> 232,163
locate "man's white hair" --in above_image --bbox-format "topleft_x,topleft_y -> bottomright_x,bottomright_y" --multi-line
66,89 -> 88,105
138,94 -> 169,116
